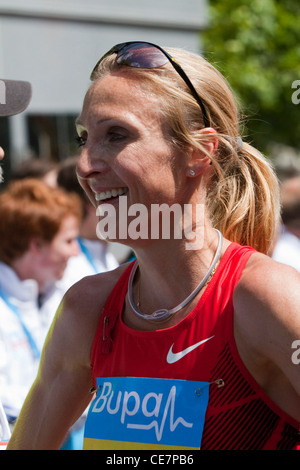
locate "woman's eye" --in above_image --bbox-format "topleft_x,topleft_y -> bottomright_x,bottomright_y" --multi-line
110,133 -> 124,141
108,127 -> 128,142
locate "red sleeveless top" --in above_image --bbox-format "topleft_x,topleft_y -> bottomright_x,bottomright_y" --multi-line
85,243 -> 300,450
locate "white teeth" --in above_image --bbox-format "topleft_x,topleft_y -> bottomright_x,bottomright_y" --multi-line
94,188 -> 127,201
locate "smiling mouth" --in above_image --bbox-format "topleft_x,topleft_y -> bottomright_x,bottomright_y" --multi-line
93,187 -> 128,202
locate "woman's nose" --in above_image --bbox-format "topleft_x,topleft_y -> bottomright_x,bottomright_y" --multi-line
76,146 -> 109,181
73,239 -> 80,256
69,238 -> 80,258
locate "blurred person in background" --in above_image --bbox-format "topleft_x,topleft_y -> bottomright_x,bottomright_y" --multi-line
10,157 -> 58,188
272,175 -> 300,271
0,77 -> 32,449
0,178 -> 81,428
56,155 -> 118,292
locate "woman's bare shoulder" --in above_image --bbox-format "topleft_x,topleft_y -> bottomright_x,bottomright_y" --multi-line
45,263 -> 130,365
235,251 -> 300,309
62,263 -> 129,322
233,251 -> 300,360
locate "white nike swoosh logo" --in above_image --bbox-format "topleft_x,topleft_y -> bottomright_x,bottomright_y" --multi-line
167,336 -> 214,364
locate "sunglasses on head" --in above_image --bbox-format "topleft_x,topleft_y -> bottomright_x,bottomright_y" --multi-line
91,41 -> 210,128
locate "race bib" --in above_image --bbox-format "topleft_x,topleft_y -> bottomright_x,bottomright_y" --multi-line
83,376 -> 210,450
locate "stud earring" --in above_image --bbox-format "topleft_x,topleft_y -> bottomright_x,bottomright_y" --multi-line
189,169 -> 196,176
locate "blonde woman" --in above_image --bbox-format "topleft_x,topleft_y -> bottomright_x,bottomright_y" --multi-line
8,42 -> 300,450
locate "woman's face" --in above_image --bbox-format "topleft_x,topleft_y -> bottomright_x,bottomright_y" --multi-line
76,72 -> 189,242
36,214 -> 79,285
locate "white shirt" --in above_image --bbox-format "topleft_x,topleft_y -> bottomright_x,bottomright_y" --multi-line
59,238 -> 118,290
0,262 -> 48,421
39,238 -> 119,334
0,400 -> 10,448
272,226 -> 300,272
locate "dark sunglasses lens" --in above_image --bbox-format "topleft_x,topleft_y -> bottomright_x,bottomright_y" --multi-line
116,43 -> 168,69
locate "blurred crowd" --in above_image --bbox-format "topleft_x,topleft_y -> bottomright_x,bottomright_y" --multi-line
0,155 -> 122,449
271,175 -> 300,272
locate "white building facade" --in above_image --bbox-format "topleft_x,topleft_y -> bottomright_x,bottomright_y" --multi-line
0,0 -> 209,171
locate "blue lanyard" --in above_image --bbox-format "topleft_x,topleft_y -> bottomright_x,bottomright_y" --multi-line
0,289 -> 41,359
77,237 -> 99,274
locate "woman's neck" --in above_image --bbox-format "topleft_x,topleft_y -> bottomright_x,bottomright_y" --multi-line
10,254 -> 44,292
124,225 -> 228,328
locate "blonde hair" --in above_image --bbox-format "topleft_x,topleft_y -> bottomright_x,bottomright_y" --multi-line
91,46 -> 280,254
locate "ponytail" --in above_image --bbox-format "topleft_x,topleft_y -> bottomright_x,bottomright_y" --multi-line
207,140 -> 280,254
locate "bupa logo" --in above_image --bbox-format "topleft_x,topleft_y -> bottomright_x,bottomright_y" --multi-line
93,381 -> 193,441
0,80 -> 6,105
84,376 -> 209,449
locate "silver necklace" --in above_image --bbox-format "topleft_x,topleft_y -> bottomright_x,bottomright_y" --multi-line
127,229 -> 223,322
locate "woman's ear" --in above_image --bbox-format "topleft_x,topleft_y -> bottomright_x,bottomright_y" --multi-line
186,127 -> 218,177
28,237 -> 46,255
199,127 -> 219,154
